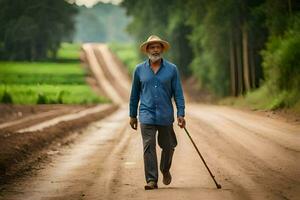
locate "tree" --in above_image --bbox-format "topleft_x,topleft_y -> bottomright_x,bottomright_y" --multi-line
121,0 -> 192,77
0,0 -> 77,61
121,0 -> 298,100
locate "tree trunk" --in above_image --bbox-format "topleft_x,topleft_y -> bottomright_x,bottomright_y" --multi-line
249,37 -> 256,89
235,28 -> 244,95
229,32 -> 237,96
242,24 -> 251,91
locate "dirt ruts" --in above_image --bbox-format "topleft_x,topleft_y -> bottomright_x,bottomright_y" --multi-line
0,104 -> 118,183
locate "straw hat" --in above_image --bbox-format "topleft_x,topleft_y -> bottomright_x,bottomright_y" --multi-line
140,35 -> 170,53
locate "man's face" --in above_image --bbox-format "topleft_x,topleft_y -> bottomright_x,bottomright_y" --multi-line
147,42 -> 163,63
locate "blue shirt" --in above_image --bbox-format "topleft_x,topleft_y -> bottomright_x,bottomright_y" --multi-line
129,59 -> 185,125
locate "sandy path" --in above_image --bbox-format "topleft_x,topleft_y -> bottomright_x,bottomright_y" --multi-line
17,104 -> 112,133
1,44 -> 299,200
1,104 -> 299,200
0,106 -> 88,132
82,43 -> 127,104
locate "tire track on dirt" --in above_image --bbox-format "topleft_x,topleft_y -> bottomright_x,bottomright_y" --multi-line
186,105 -> 300,200
0,107 -> 128,200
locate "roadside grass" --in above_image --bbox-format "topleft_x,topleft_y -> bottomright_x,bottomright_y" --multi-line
0,43 -> 109,104
57,43 -> 81,60
219,83 -> 300,113
108,42 -> 142,75
0,84 -> 105,104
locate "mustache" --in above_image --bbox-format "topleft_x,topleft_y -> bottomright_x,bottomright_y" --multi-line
151,52 -> 161,56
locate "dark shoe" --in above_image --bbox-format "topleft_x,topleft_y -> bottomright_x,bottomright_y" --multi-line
144,181 -> 158,190
162,171 -> 172,185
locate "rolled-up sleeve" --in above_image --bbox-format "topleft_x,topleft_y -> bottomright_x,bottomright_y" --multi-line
129,67 -> 140,117
171,67 -> 185,117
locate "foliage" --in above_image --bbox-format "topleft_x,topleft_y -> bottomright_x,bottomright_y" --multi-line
57,43 -> 81,60
122,0 -> 300,111
258,13 -> 300,110
222,83 -> 300,111
121,0 -> 193,77
1,89 -> 13,103
0,0 -> 77,61
108,42 -> 141,75
262,16 -> 300,91
187,0 -> 232,96
73,3 -> 132,43
121,0 -> 267,96
221,11 -> 300,111
37,92 -> 47,104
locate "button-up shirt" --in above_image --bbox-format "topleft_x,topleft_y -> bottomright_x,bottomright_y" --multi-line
129,59 -> 185,125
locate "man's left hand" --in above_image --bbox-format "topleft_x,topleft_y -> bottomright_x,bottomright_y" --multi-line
177,116 -> 186,128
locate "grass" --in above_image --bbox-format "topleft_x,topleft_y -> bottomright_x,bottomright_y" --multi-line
0,62 -> 86,85
0,84 -> 105,104
108,42 -> 142,75
219,83 -> 300,113
57,43 -> 82,60
0,43 -> 109,104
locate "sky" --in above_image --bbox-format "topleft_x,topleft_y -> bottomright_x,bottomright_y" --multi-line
74,0 -> 123,7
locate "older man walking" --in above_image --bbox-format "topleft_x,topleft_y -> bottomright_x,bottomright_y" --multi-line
129,35 -> 186,190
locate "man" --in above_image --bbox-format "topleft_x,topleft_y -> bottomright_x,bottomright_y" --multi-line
129,35 -> 186,190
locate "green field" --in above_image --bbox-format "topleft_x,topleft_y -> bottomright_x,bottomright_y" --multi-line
0,43 -> 109,104
220,83 -> 300,113
108,42 -> 142,75
57,43 -> 82,60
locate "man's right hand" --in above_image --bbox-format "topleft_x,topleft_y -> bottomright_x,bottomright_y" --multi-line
130,117 -> 138,130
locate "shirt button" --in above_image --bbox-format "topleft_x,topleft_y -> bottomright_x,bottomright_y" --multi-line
154,85 -> 157,88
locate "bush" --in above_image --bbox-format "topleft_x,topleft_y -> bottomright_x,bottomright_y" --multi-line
1,90 -> 13,103
264,36 -> 300,90
260,15 -> 300,110
37,93 -> 47,104
57,90 -> 65,104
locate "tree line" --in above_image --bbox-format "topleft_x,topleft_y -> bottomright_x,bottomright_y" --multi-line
74,3 -> 132,43
121,0 -> 300,99
0,0 -> 77,61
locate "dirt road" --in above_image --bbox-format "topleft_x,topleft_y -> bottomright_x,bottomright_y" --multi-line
1,44 -> 299,200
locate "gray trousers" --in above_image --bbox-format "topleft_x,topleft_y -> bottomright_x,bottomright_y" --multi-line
140,123 -> 177,183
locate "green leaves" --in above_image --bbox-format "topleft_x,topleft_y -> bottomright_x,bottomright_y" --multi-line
262,15 -> 300,92
0,0 -> 77,61
121,0 -> 299,104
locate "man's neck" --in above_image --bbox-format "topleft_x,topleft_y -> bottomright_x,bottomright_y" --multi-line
150,58 -> 162,68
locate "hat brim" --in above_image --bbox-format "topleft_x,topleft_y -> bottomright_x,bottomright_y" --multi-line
140,40 -> 170,54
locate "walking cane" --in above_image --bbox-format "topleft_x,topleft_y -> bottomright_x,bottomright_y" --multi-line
183,127 -> 222,189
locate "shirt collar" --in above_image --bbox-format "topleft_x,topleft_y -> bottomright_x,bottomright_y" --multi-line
146,58 -> 164,69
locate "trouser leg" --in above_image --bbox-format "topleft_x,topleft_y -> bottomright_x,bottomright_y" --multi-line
157,125 -> 177,173
140,124 -> 158,183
